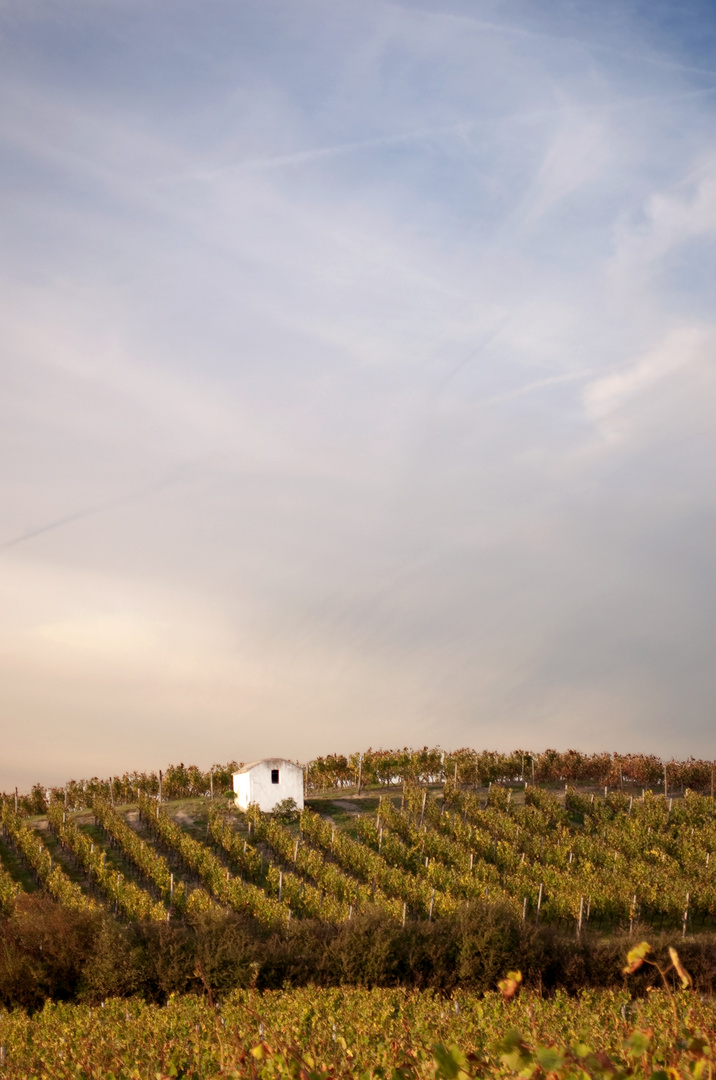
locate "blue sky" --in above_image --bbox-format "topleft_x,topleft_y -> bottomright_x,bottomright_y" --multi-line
2,0 -> 716,788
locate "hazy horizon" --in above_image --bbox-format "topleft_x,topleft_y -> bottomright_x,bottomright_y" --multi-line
2,0 -> 716,790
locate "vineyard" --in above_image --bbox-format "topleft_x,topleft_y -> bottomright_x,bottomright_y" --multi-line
0,980 -> 714,1078
2,748 -> 716,1075
2,764 -> 716,937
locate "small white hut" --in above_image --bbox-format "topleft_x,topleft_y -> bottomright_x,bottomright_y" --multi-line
233,758 -> 304,813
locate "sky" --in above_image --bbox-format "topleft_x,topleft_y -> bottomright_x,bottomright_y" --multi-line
2,0 -> 716,789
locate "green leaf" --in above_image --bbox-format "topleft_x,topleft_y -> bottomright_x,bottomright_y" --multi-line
432,1043 -> 469,1078
536,1046 -> 565,1072
498,1030 -> 532,1071
624,941 -> 652,974
626,1031 -> 652,1057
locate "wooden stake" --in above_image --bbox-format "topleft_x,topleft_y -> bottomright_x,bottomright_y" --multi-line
278,870 -> 283,902
577,895 -> 584,938
14,788 -> 17,813
159,770 -> 163,804
402,901 -> 407,928
664,763 -> 668,800
522,896 -> 527,922
428,889 -> 435,921
294,839 -> 299,864
536,882 -> 543,924
210,769 -> 214,800
419,790 -> 427,827
357,753 -> 362,795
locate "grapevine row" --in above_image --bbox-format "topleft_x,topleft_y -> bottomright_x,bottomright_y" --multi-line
0,851 -> 21,914
299,808 -> 458,919
208,809 -> 349,922
91,798 -> 219,917
0,805 -> 95,912
138,796 -> 288,927
47,805 -> 167,922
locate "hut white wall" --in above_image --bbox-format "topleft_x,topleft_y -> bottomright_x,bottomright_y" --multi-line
233,759 -> 304,812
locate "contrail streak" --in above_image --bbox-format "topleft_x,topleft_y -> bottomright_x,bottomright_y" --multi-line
430,326 -> 505,398
179,89 -> 716,182
189,121 -> 474,177
0,461 -> 205,552
0,505 -> 108,550
384,3 -> 716,81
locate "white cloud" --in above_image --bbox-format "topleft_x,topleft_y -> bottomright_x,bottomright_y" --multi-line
583,326 -> 707,436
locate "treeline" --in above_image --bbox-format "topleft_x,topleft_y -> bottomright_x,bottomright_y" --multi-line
306,747 -> 716,792
3,747 -> 716,815
1,762 -> 239,816
4,893 -> 716,1011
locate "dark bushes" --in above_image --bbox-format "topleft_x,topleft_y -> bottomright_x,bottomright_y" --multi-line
2,895 -> 716,1010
